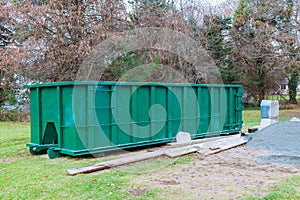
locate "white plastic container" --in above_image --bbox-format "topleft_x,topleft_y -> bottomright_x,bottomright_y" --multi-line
260,100 -> 279,129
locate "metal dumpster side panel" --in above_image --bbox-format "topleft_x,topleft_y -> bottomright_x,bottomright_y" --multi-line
25,82 -> 243,157
28,87 -> 40,145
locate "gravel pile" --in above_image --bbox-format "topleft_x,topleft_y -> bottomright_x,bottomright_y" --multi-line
246,121 -> 300,164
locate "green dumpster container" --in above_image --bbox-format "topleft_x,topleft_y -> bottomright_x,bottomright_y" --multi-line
25,81 -> 243,158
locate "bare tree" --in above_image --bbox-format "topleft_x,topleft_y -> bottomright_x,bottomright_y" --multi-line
230,0 -> 292,103
1,0 -> 129,82
280,0 -> 300,104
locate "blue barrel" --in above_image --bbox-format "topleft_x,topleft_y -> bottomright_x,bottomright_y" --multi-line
260,100 -> 270,119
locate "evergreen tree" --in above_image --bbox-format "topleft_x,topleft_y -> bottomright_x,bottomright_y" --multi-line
231,0 -> 291,103
201,15 -> 238,84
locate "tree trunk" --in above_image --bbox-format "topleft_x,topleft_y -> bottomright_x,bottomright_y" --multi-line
258,92 -> 265,105
288,70 -> 299,104
0,88 -> 4,106
0,70 -> 5,106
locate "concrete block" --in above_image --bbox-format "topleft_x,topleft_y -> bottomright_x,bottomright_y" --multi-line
176,131 -> 191,144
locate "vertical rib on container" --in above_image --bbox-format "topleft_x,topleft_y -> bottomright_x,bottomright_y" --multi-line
25,81 -> 243,158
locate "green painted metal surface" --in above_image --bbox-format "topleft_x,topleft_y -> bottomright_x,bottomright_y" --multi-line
25,81 -> 243,158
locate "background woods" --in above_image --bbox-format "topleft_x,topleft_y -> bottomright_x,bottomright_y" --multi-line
0,0 -> 299,120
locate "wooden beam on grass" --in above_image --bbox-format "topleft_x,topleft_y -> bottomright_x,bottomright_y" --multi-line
67,135 -> 248,176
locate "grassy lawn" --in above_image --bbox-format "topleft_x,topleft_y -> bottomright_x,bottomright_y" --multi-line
0,122 -> 194,199
243,108 -> 300,124
1,109 -> 300,199
0,123 -> 129,199
242,109 -> 300,132
262,176 -> 300,199
243,176 -> 300,200
266,94 -> 300,101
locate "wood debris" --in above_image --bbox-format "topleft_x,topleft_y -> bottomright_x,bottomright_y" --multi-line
67,135 -> 248,176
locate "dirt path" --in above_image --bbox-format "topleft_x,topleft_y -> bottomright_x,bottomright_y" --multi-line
129,147 -> 300,199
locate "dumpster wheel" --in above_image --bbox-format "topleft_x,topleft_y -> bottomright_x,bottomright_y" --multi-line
29,147 -> 46,155
47,148 -> 62,159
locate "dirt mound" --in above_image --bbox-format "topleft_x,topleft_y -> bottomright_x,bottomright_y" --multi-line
247,121 -> 300,164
